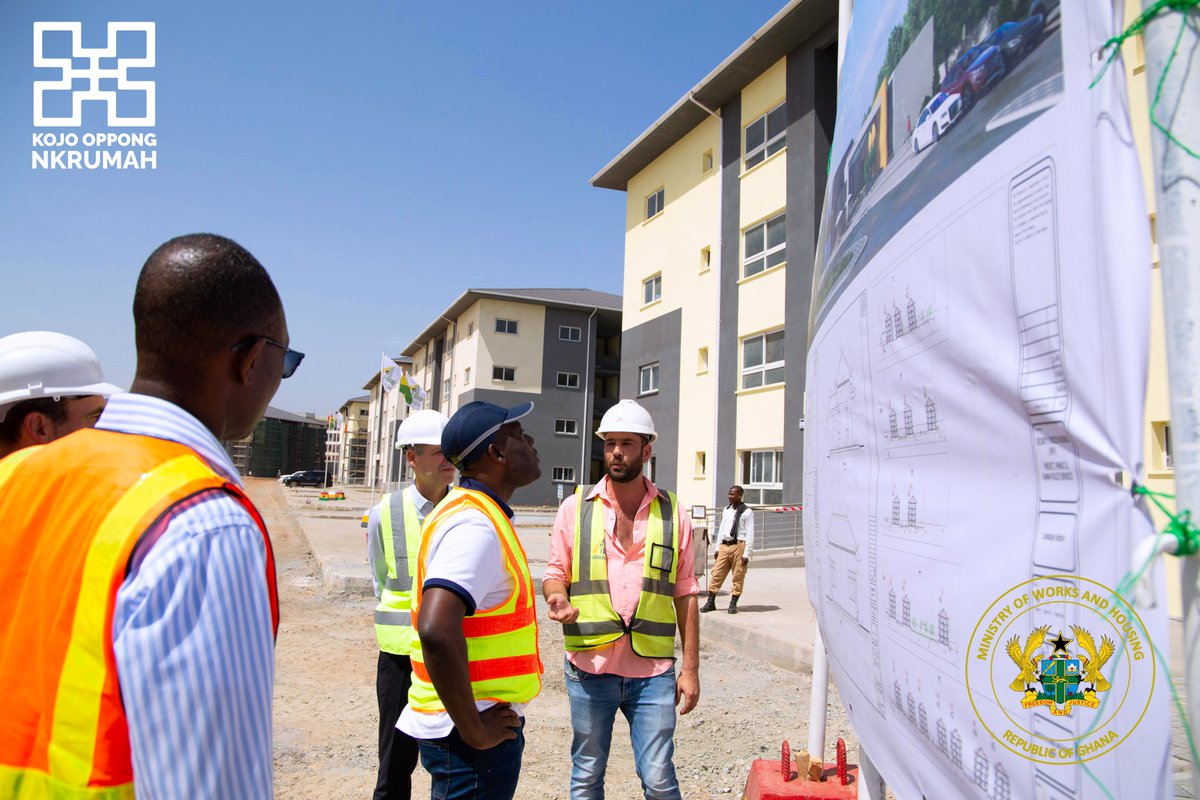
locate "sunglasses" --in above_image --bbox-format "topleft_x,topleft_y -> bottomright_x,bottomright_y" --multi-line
232,336 -> 305,379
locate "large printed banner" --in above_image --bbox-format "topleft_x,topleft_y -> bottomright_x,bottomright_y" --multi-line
804,2 -> 1170,797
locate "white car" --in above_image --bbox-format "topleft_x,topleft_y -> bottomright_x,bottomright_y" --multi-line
912,92 -> 963,154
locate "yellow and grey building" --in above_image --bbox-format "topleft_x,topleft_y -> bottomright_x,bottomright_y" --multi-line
592,1 -> 838,513
402,288 -> 622,506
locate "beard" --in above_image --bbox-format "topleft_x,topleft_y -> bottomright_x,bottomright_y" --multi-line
606,455 -> 644,483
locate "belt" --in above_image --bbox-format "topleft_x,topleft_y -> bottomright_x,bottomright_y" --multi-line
721,538 -> 739,545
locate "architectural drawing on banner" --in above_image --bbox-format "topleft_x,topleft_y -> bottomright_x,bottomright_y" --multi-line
826,513 -> 867,629
879,289 -> 935,353
827,352 -> 866,455
881,474 -> 947,545
880,385 -> 946,454
881,554 -> 957,660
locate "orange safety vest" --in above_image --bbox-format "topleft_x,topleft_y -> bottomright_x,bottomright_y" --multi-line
407,487 -> 542,712
0,428 -> 279,798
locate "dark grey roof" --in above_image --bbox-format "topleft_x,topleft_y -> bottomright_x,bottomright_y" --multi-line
471,288 -> 622,311
591,0 -> 837,191
402,288 -> 623,356
264,405 -> 322,425
346,394 -> 370,404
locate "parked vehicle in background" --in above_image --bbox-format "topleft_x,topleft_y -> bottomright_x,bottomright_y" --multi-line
912,92 -> 963,154
280,470 -> 304,484
983,15 -> 1045,66
940,45 -> 1007,109
282,469 -> 332,487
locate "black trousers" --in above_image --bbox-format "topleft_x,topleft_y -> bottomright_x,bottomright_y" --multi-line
374,651 -> 419,800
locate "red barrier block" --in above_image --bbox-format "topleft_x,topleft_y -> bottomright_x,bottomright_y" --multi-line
742,759 -> 858,800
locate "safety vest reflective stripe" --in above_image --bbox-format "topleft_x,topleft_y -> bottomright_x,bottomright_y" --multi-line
407,488 -> 542,712
411,653 -> 542,684
563,484 -> 680,658
0,429 -> 278,796
375,489 -> 421,654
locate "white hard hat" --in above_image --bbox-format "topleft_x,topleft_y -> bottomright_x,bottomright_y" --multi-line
0,331 -> 122,423
596,399 -> 657,443
395,409 -> 450,448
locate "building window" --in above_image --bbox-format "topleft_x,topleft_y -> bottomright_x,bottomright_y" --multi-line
441,378 -> 450,409
744,101 -> 786,168
741,449 -> 783,505
744,214 -> 786,278
556,372 -> 580,389
642,455 -> 657,482
742,330 -> 784,389
552,466 -> 576,483
1155,421 -> 1173,469
492,366 -> 515,382
695,452 -> 706,476
495,318 -> 518,335
642,274 -> 662,305
467,322 -> 475,337
559,325 -> 582,342
702,148 -> 714,173
700,246 -> 711,272
697,346 -> 709,374
464,367 -> 471,385
645,187 -> 664,219
639,363 -> 660,396
555,419 -> 578,436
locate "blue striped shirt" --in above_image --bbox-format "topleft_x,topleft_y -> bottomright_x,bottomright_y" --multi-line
99,393 -> 275,799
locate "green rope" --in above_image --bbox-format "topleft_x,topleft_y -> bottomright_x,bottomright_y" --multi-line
1090,0 -> 1200,158
1134,484 -> 1200,555
1069,484 -> 1200,797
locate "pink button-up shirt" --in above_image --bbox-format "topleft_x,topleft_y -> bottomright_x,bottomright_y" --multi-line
544,476 -> 698,678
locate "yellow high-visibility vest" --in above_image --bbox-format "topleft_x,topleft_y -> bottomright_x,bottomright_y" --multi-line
407,488 -> 542,712
374,489 -> 422,655
563,484 -> 680,658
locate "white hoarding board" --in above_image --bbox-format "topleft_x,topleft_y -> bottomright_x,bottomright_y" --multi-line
805,2 -> 1169,797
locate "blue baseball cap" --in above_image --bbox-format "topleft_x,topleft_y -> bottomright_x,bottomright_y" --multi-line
442,400 -> 535,467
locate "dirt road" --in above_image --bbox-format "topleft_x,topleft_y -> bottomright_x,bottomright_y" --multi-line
252,479 -> 860,799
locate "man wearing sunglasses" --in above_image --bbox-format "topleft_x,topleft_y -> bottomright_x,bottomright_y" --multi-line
0,233 -> 299,799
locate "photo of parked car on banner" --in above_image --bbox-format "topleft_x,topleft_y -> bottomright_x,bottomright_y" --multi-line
812,0 -> 1063,329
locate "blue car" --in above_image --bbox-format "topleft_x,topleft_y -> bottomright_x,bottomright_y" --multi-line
984,15 -> 1046,65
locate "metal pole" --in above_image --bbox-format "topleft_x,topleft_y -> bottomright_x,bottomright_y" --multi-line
807,625 -> 829,766
1140,2 -> 1200,796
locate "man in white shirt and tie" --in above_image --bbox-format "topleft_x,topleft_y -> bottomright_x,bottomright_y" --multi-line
700,485 -> 755,615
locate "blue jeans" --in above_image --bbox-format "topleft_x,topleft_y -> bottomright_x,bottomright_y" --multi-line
564,659 -> 681,800
417,718 -> 525,800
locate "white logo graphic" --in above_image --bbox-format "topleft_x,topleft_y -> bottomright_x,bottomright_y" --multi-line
33,22 -> 155,127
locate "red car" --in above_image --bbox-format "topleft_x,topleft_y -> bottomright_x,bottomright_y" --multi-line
940,44 -> 1007,109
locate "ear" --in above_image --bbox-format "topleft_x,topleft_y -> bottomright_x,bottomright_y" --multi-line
24,411 -> 53,444
233,339 -> 267,386
642,441 -> 653,460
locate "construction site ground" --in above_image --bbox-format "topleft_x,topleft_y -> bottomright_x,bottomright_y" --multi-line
258,479 -> 859,799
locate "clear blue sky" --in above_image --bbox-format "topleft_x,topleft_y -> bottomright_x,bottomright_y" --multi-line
1,0 -> 792,417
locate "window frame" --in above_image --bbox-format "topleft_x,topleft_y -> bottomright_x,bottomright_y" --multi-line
554,418 -> 579,436
740,448 -> 784,505
645,187 -> 665,220
638,363 -> 660,396
744,101 -> 787,169
642,274 -> 662,306
743,213 -> 787,278
552,465 -> 576,483
558,325 -> 582,342
556,371 -> 580,389
495,318 -> 518,335
741,329 -> 785,389
492,365 -> 515,382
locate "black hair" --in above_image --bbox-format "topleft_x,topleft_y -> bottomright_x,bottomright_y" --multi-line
133,234 -> 283,372
0,397 -> 67,444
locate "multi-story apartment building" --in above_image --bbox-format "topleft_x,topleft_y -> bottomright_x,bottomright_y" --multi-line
591,0 -> 837,513
224,405 -> 327,479
333,394 -> 371,485
402,288 -> 622,506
